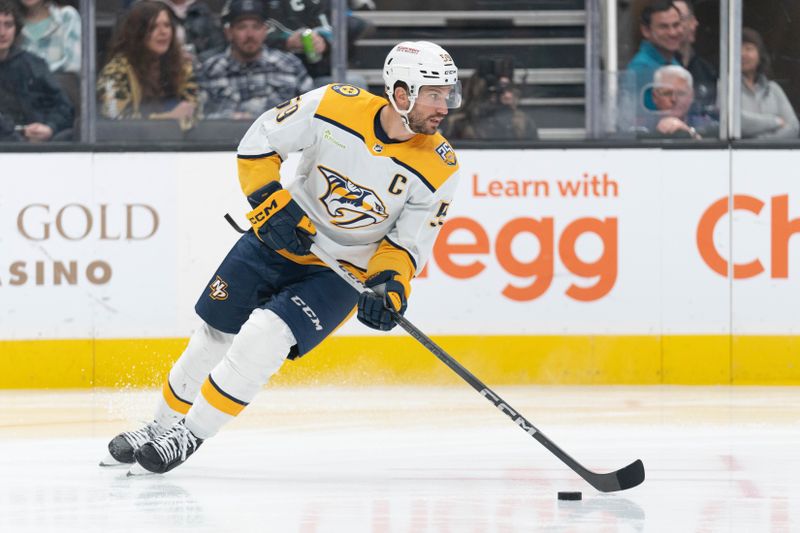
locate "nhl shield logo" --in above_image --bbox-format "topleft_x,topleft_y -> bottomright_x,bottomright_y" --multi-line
435,141 -> 457,166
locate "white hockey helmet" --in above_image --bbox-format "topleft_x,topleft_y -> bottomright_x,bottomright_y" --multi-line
383,41 -> 462,130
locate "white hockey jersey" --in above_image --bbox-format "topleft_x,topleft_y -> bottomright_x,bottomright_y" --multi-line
236,83 -> 461,293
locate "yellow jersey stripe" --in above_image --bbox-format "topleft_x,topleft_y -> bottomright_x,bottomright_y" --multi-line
313,86 -> 457,192
237,152 -> 282,196
162,377 -> 192,415
200,375 -> 248,416
274,249 -> 369,282
390,156 -> 436,193
366,239 -> 416,296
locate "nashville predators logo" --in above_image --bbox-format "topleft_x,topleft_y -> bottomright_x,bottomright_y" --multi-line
209,276 -> 229,301
331,84 -> 360,97
318,165 -> 388,229
435,141 -> 457,166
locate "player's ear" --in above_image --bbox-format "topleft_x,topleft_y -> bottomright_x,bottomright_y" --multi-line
393,85 -> 410,110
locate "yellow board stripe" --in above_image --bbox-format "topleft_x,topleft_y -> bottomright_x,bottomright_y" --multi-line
2,335 -> 800,388
162,378 -> 192,415
200,375 -> 248,416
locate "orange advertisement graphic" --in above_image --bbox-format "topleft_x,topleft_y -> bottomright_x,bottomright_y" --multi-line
419,170 -> 621,303
697,194 -> 800,279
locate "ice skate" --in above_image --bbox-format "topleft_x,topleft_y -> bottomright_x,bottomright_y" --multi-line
99,421 -> 164,467
132,420 -> 203,474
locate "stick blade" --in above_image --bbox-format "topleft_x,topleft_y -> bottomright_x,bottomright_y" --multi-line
614,458 -> 645,491
588,459 -> 645,493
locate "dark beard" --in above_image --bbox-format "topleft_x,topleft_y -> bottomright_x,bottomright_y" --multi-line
407,112 -> 439,135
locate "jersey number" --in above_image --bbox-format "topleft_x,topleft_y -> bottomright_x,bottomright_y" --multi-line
429,202 -> 450,227
275,96 -> 301,123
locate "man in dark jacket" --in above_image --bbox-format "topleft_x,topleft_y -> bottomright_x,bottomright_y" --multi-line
0,0 -> 73,142
673,0 -> 717,115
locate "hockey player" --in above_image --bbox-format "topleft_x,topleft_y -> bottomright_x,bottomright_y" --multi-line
100,41 -> 463,475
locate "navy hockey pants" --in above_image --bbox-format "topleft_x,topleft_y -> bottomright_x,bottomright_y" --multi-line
195,231 -> 359,357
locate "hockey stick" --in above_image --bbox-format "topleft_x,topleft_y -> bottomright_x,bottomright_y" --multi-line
223,214 -> 645,492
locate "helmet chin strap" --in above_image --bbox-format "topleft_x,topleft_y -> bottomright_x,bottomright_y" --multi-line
388,93 -> 418,135
399,112 -> 416,135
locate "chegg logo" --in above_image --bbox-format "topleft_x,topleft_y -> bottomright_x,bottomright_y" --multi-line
423,216 -> 618,302
697,194 -> 799,279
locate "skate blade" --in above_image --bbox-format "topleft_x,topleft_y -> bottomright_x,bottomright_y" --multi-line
99,454 -> 131,468
127,462 -> 156,477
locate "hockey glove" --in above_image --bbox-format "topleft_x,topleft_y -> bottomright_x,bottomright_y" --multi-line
246,181 -> 317,256
357,270 -> 408,331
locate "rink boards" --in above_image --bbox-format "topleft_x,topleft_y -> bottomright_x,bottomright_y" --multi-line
2,149 -> 799,387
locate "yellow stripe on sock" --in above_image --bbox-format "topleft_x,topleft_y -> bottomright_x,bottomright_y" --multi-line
200,376 -> 248,416
162,378 -> 192,415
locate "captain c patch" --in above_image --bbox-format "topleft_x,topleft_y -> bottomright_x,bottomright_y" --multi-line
435,141 -> 457,166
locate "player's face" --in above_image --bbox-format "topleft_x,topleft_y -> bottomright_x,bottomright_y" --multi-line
642,8 -> 683,54
226,17 -> 268,59
145,10 -> 173,57
0,14 -> 15,56
408,86 -> 451,134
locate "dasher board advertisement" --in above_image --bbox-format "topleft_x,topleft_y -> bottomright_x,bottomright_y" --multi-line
2,150 -> 800,340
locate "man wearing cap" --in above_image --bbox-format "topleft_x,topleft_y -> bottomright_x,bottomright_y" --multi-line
198,0 -> 312,119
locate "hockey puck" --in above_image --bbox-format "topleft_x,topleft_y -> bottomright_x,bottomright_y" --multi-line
557,491 -> 582,501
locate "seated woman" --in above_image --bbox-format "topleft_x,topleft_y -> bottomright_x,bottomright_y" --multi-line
741,27 -> 799,139
17,0 -> 81,73
97,1 -> 198,131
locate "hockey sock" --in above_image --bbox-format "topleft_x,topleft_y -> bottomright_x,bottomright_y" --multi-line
185,309 -> 295,439
153,322 -> 235,429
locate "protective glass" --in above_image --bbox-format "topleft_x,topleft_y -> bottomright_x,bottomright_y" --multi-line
416,81 -> 463,109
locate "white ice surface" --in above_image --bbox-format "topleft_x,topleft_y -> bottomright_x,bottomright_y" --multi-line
0,386 -> 798,532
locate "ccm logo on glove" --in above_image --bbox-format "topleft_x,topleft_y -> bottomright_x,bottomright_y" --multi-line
246,181 -> 317,256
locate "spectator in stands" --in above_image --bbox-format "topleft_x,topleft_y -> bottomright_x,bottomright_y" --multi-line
0,0 -> 73,141
445,55 -> 537,141
740,27 -> 799,140
159,0 -> 225,61
627,0 -> 683,110
97,1 -> 199,131
15,0 -> 79,73
639,65 -> 717,139
672,0 -> 716,115
199,0 -> 312,120
264,0 -> 372,86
